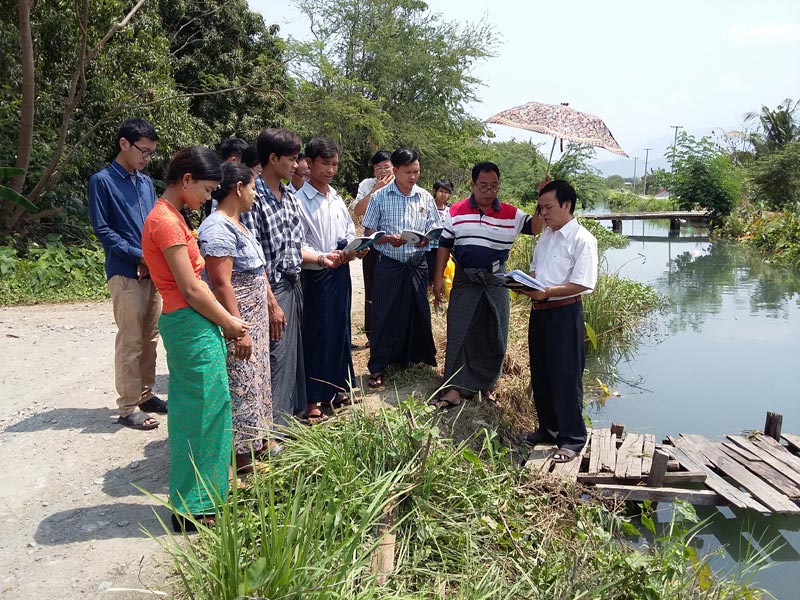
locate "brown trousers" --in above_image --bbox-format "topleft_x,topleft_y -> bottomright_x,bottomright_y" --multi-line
108,275 -> 162,416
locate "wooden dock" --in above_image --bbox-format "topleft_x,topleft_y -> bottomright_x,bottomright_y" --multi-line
525,413 -> 800,515
581,210 -> 710,234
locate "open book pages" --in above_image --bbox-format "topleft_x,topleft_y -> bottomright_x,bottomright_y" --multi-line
496,269 -> 546,291
399,227 -> 444,245
343,231 -> 385,253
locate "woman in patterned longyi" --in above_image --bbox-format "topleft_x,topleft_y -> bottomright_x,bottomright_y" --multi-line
141,146 -> 249,533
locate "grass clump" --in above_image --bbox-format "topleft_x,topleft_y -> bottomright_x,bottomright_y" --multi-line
0,241 -> 108,305
160,399 -> 765,599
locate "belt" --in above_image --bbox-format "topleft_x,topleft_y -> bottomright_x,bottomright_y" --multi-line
532,296 -> 581,311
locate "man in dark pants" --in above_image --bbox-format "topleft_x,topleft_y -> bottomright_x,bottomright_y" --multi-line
520,180 -> 598,462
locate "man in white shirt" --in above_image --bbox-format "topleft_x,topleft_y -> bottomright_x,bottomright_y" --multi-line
295,137 -> 365,410
520,180 -> 598,463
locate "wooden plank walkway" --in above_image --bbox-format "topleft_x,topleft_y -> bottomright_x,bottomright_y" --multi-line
525,419 -> 800,515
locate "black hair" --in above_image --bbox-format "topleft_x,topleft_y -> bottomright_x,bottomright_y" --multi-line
539,179 -> 577,214
241,145 -> 260,169
305,137 -> 340,160
219,137 -> 249,161
391,147 -> 419,168
164,146 -> 223,185
471,161 -> 500,182
297,152 -> 306,161
117,118 -> 158,146
433,179 -> 454,193
371,150 -> 392,165
211,162 -> 254,202
256,128 -> 302,167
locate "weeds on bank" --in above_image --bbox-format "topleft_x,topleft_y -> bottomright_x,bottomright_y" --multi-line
158,398 -> 765,599
0,241 -> 108,305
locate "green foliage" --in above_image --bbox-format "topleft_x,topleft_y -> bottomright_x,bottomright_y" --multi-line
287,0 -> 497,192
606,189 -> 676,212
0,241 -> 108,305
604,174 -> 624,189
0,167 -> 35,212
667,133 -> 743,219
745,97 -> 799,154
479,139 -> 546,203
160,400 -> 765,599
749,141 -> 800,209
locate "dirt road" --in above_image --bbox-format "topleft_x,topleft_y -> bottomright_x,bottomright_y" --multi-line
0,264 -> 373,599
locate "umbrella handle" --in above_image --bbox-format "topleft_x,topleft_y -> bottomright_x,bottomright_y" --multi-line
546,137 -> 557,177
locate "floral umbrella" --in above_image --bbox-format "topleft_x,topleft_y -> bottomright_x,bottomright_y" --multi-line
487,101 -> 628,171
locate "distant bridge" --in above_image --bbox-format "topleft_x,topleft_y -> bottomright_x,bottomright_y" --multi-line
582,211 -> 711,235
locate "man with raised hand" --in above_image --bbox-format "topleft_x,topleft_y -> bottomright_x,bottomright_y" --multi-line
89,118 -> 166,430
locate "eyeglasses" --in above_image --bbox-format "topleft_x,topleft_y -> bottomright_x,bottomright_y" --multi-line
476,184 -> 500,193
129,141 -> 157,159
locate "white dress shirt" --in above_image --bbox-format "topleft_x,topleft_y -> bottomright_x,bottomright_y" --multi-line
530,217 -> 598,299
295,182 -> 356,268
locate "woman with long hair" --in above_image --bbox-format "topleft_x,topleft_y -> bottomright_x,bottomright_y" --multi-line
198,162 -> 274,474
141,146 -> 249,532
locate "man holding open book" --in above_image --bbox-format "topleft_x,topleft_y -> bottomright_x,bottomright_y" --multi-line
519,180 -> 598,463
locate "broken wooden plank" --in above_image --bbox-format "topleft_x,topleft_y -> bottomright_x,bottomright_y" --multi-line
594,484 -> 723,506
588,429 -> 608,474
524,445 -> 556,474
641,434 -> 656,476
718,442 -> 800,499
764,411 -> 783,441
721,440 -> 760,463
669,434 -> 715,469
754,436 -> 800,474
601,433 -> 617,473
726,435 -> 800,489
551,434 -> 591,481
667,443 -> 769,512
577,471 -> 707,485
781,433 -> 800,454
712,453 -> 800,514
615,434 -> 643,479
647,449 -> 670,487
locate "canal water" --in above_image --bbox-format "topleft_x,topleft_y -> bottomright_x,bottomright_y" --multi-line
585,215 -> 800,598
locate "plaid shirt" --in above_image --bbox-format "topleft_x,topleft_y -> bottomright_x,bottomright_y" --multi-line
241,177 -> 304,284
362,182 -> 442,263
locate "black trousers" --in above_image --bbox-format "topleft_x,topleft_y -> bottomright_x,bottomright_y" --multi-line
362,249 -> 378,337
528,301 -> 587,452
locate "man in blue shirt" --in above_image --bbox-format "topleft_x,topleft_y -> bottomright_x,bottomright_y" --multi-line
88,118 -> 166,430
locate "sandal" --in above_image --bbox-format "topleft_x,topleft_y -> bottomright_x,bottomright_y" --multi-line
367,373 -> 384,389
331,392 -> 360,408
433,391 -> 463,410
139,396 -> 168,414
552,448 -> 578,463
171,513 -> 215,533
482,391 -> 498,405
302,406 -> 328,425
522,430 -> 556,446
117,411 -> 159,430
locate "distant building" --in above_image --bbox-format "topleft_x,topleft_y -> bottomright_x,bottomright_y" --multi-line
654,188 -> 670,199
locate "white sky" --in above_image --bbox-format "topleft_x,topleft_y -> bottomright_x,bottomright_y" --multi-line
250,0 -> 800,163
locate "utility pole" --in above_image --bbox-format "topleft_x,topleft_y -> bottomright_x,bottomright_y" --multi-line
670,125 -> 683,172
643,148 -> 652,195
632,156 -> 638,194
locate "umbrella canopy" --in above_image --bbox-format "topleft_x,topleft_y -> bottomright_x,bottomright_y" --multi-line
487,101 -> 628,157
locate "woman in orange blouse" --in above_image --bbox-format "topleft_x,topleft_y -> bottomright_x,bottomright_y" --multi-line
142,146 -> 249,532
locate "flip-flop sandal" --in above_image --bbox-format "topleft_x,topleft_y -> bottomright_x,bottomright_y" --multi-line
332,392 -> 360,408
552,448 -> 578,463
117,411 -> 159,430
434,394 -> 463,410
139,396 -> 168,414
367,373 -> 384,389
482,391 -> 498,405
301,408 -> 329,425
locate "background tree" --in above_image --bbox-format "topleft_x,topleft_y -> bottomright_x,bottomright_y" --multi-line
745,98 -> 799,154
288,0 -> 496,193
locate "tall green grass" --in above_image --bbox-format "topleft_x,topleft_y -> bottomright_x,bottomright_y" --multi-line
157,399 -> 766,599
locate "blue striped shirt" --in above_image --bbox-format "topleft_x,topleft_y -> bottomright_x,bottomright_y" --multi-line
362,182 -> 442,263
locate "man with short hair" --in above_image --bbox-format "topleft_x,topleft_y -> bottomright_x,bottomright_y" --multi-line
241,128 -> 310,424
520,180 -> 598,463
219,137 -> 249,163
89,118 -> 166,430
353,150 -> 394,342
433,162 -> 535,407
287,152 -> 310,193
296,137 -> 365,409
362,147 -> 442,387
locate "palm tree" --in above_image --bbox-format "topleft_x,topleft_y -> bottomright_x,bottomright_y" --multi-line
745,98 -> 800,154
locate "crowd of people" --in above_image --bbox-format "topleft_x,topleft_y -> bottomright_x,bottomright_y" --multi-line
88,118 -> 598,531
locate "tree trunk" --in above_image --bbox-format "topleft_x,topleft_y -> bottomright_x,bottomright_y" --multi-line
12,0 -> 34,194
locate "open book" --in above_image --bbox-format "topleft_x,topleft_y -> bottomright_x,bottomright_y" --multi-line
343,231 -> 385,253
399,227 -> 444,245
496,270 -> 546,292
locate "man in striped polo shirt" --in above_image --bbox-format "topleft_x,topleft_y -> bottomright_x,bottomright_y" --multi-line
433,162 -> 537,408
362,148 -> 443,388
